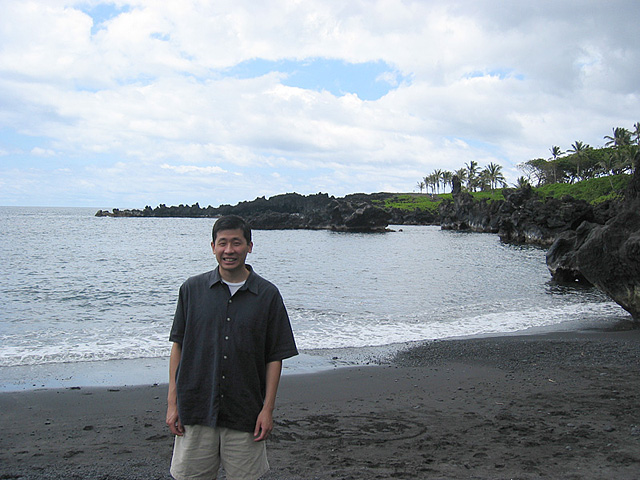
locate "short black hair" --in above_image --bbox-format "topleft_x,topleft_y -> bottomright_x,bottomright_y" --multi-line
212,215 -> 252,244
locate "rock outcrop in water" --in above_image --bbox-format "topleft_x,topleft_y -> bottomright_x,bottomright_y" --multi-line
97,193 -> 392,233
546,164 -> 640,320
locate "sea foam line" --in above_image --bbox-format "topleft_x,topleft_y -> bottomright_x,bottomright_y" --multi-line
0,301 -> 627,367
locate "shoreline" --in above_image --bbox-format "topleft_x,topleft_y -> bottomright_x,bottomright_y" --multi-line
0,352 -> 338,393
1,328 -> 639,479
3,316 -> 634,393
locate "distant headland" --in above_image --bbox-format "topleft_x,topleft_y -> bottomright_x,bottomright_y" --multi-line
95,192 -> 435,233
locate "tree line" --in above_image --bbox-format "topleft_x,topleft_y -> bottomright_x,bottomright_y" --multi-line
417,123 -> 639,194
417,161 -> 507,194
518,124 -> 639,187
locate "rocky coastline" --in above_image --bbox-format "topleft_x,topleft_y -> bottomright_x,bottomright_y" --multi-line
96,172 -> 639,321
440,171 -> 639,322
95,192 -> 427,233
545,164 -> 640,320
438,176 -> 620,246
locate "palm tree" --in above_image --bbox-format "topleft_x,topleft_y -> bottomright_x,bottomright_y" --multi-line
548,146 -> 563,183
515,176 -> 530,189
431,169 -> 444,194
465,161 -> 478,191
632,122 -> 640,145
483,163 -> 507,191
424,175 -> 435,195
604,127 -> 631,148
549,145 -> 563,159
599,153 -> 616,188
441,170 -> 453,193
454,168 -> 468,189
477,169 -> 491,191
567,141 -> 589,181
416,181 -> 425,193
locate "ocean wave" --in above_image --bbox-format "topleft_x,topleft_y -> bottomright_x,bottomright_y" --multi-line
290,301 -> 628,350
2,301 -> 625,368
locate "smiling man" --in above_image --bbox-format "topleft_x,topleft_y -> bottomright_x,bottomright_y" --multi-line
166,215 -> 298,480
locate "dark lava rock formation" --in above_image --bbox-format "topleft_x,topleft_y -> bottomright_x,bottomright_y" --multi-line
546,165 -> 640,320
439,176 -> 608,246
97,192 -> 392,233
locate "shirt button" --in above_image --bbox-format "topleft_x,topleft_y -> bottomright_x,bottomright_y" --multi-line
223,355 -> 227,359
225,336 -> 229,340
222,375 -> 226,380
228,299 -> 232,304
226,317 -> 231,322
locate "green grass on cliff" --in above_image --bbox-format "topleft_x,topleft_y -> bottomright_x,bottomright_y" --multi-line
377,194 -> 442,213
536,174 -> 630,204
378,190 -> 505,213
379,174 -> 630,212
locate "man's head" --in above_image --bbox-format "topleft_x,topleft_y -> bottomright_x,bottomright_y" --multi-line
211,216 -> 253,281
212,215 -> 252,244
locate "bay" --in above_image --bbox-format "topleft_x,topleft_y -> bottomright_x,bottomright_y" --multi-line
0,206 -> 628,390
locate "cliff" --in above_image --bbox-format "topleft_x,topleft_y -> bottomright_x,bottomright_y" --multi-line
438,176 -> 619,247
546,163 -> 640,320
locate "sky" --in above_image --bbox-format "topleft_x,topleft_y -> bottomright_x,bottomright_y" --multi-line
1,0 -> 639,208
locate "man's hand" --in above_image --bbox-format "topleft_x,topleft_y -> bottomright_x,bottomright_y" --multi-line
254,360 -> 282,441
167,342 -> 183,436
253,408 -> 273,442
166,404 -> 184,436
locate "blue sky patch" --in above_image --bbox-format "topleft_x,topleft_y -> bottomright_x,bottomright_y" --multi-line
226,58 -> 408,101
0,128 -> 47,152
78,2 -> 132,35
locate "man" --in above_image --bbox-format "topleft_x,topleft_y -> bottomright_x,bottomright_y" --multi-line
166,215 -> 298,480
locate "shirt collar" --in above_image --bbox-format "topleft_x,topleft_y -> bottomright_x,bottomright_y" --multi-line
208,264 -> 258,294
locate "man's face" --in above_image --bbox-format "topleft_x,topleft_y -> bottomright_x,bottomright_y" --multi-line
211,228 -> 253,276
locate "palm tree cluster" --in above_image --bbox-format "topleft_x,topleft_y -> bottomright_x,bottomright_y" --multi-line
518,124 -> 639,187
417,161 -> 507,194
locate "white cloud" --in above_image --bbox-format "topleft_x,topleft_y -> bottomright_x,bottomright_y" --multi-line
160,164 -> 227,175
30,147 -> 57,157
1,0 -> 639,206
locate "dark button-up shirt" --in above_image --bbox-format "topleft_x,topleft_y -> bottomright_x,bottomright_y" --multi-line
169,265 -> 298,432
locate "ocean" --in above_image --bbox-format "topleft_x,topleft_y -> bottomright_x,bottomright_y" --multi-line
0,206 -> 629,391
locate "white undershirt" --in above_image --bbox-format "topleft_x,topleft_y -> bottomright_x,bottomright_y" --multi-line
223,280 -> 246,296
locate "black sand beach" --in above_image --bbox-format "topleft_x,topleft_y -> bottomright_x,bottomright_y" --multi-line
1,328 -> 639,480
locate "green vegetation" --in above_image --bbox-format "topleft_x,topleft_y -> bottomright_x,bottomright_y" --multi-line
537,174 -> 631,203
375,194 -> 442,214
416,123 -> 639,197
388,174 -> 630,213
417,160 -> 507,195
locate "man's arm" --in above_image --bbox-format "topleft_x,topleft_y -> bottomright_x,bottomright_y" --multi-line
253,360 -> 282,441
166,342 -> 184,436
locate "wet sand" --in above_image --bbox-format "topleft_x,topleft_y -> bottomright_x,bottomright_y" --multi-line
1,328 -> 639,479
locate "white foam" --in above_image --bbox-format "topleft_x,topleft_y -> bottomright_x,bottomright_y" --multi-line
289,301 -> 628,350
0,300 -> 627,369
0,321 -> 171,367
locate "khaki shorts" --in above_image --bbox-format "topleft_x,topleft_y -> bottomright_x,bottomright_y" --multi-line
170,425 -> 269,480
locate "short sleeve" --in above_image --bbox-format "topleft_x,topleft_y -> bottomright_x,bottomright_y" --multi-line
169,283 -> 187,344
265,290 -> 298,363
